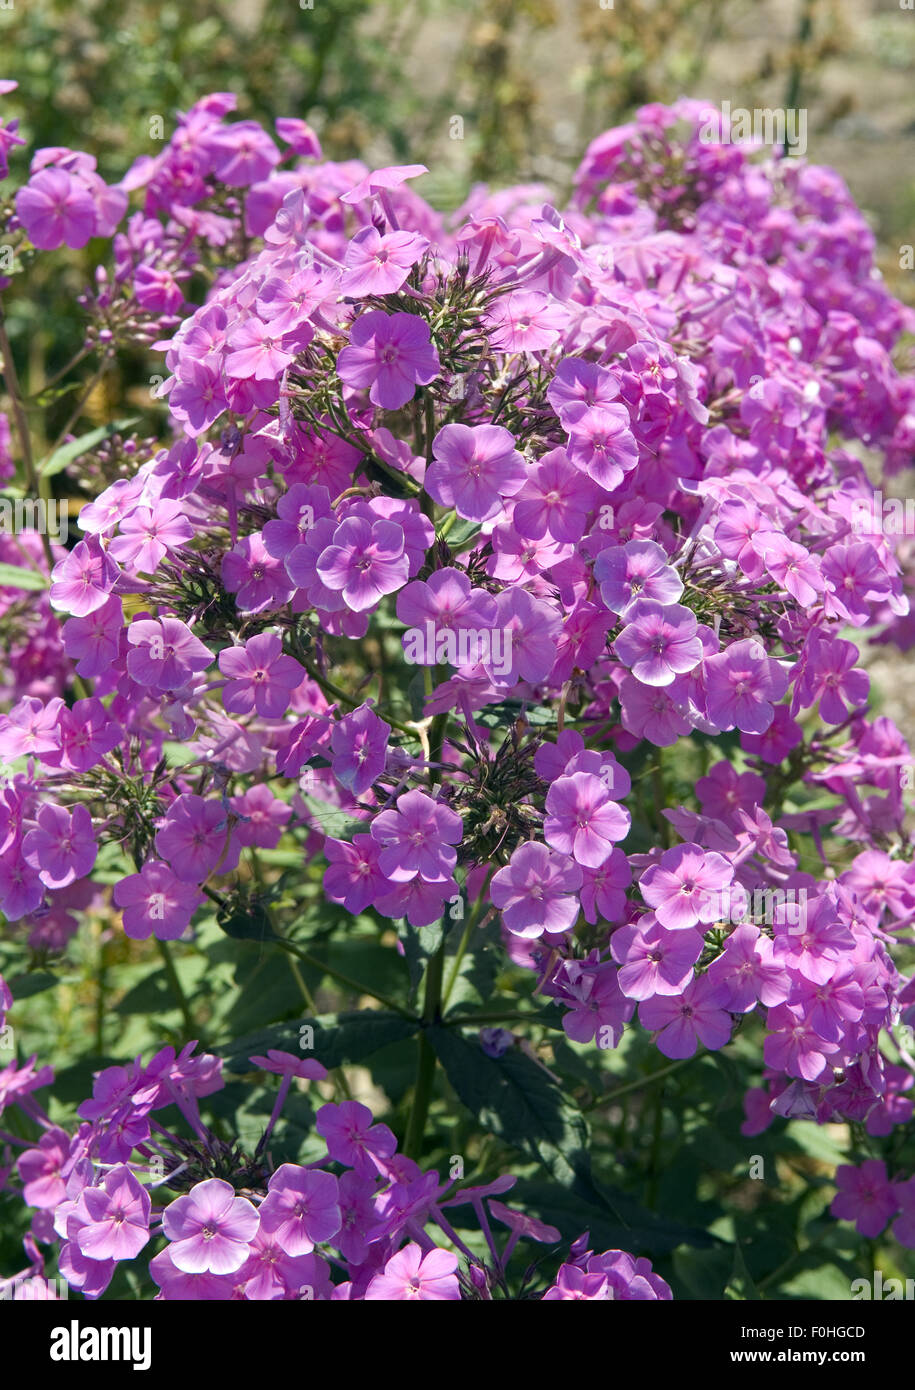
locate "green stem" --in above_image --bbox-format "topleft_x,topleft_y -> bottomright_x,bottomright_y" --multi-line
442,869 -> 495,1007
273,937 -> 418,1021
584,1057 -> 691,1111
403,939 -> 446,1160
0,309 -> 55,572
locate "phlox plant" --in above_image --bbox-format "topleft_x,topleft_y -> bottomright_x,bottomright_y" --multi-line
0,87 -> 914,1302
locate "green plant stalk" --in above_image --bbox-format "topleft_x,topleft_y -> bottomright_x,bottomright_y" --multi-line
0,309 -> 55,572
403,938 -> 446,1160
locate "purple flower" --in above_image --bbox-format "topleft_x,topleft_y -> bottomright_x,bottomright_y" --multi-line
126,616 -> 212,691
639,842 -> 733,931
341,226 -> 429,297
317,516 -> 410,612
23,803 -> 96,889
221,533 -> 294,614
162,1177 -> 260,1275
258,1165 -> 341,1256
490,842 -> 583,938
639,975 -> 732,1059
219,633 -> 305,718
113,860 -> 204,941
512,447 -> 598,542
330,704 -> 391,796
764,1004 -> 840,1082
704,638 -> 789,734
336,310 -> 440,410
614,601 -> 703,687
543,772 -> 630,868
595,539 -> 683,615
315,1101 -> 397,1177
49,537 -> 120,618
16,168 -> 97,249
154,794 -> 236,884
73,1165 -> 151,1262
365,1243 -> 459,1300
425,423 -> 526,523
369,789 -> 463,883
611,918 -> 703,1000
323,835 -> 386,913
706,924 -> 789,1013
565,403 -> 639,490
108,500 -> 194,574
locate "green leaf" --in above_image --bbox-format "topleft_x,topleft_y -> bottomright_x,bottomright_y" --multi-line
297,792 -> 364,841
40,418 -> 141,478
6,969 -> 58,999
0,562 -> 49,591
217,901 -> 278,943
221,1009 -> 420,1074
509,1179 -> 713,1259
428,1025 -> 588,1183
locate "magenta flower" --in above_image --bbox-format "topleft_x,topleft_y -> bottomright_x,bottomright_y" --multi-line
226,315 -> 299,381
17,1127 -> 69,1209
706,924 -> 789,1013
113,860 -> 204,941
330,704 -> 391,796
341,226 -> 429,297
315,1101 -> 397,1177
612,918 -> 703,1001
49,537 -> 120,618
219,633 -> 305,718
703,638 -> 789,734
62,593 -> 124,679
369,789 -> 463,882
258,1165 -> 341,1256
16,167 -> 97,249
491,842 -> 583,938
154,794 -> 235,884
23,802 -> 96,890
336,310 -> 440,410
323,835 -> 386,913
614,600 -> 703,688
763,1004 -> 840,1082
794,633 -> 869,725
425,423 -> 526,523
639,842 -> 734,931
316,516 -> 410,612
162,1177 -> 259,1275
365,1243 -> 460,1300
73,1165 -> 151,1262
752,533 -> 825,607
486,291 -> 567,353
221,533 -> 294,614
594,540 -> 683,615
512,447 -> 598,543
109,500 -> 194,574
0,694 -> 65,759
556,961 -> 634,1045
126,616 -> 213,691
543,772 -> 630,868
229,784 -> 292,849
639,975 -> 732,1059
565,403 -> 639,491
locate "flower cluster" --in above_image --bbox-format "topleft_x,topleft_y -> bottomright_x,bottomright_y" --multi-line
2,87 -> 915,1296
0,988 -> 668,1301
